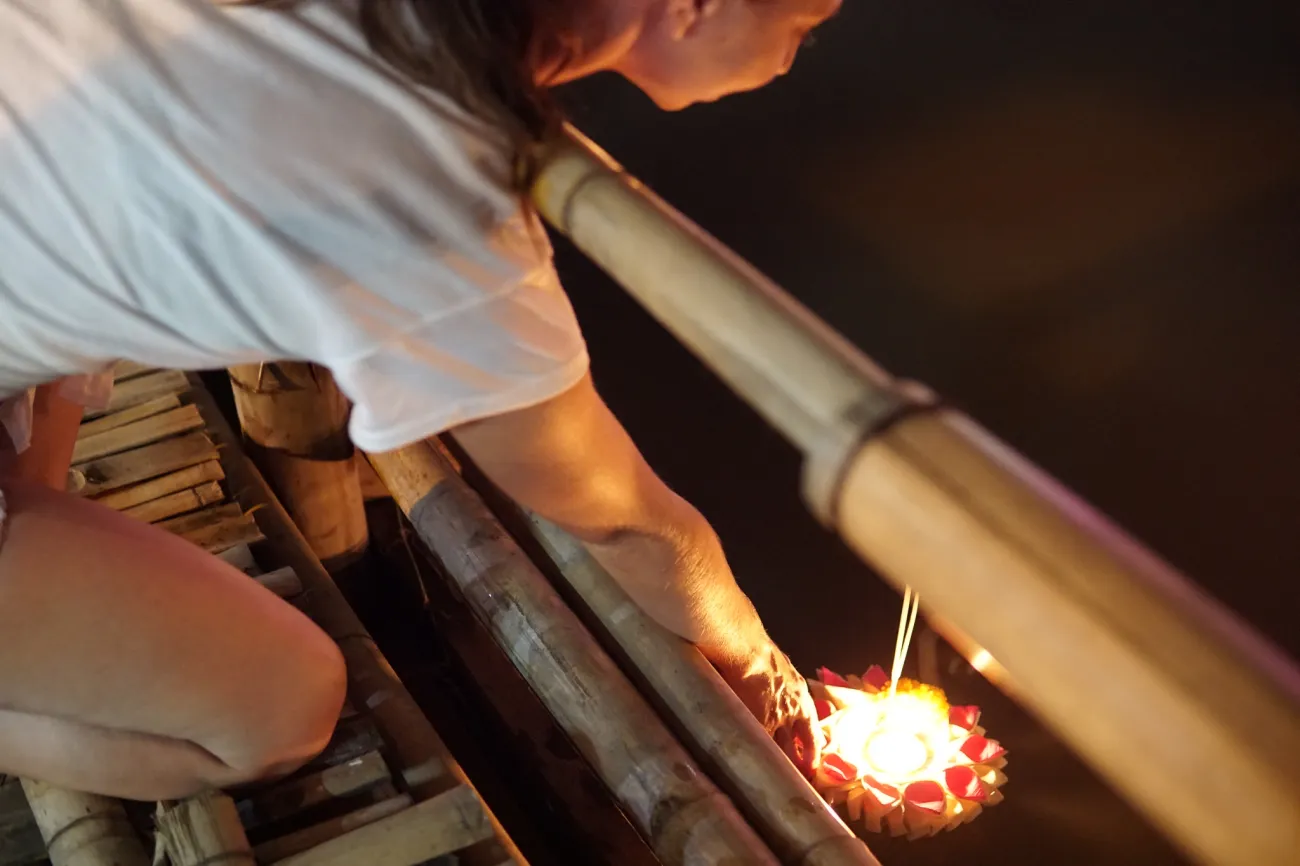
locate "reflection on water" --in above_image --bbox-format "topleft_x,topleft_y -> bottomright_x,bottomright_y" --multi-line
557,1 -> 1298,863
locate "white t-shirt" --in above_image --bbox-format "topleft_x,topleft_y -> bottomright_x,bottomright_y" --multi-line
0,0 -> 590,453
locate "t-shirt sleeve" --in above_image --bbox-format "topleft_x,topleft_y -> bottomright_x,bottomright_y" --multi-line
332,253 -> 590,453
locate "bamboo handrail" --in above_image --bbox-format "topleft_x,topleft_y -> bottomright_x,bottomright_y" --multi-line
530,128 -> 1300,866
519,512 -> 879,866
367,442 -> 783,866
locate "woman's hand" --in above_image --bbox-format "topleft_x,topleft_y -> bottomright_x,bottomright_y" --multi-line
712,642 -> 823,778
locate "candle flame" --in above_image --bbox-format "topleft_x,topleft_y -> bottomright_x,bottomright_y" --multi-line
824,678 -> 950,783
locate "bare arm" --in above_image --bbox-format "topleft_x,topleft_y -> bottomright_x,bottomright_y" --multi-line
452,373 -> 819,771
13,384 -> 82,489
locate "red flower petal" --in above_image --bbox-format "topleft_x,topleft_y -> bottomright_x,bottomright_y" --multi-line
960,735 -> 1007,763
863,665 -> 889,690
821,752 -> 859,783
948,705 -> 981,730
903,780 -> 947,814
944,766 -> 988,802
814,698 -> 834,720
819,667 -> 849,688
862,775 -> 901,805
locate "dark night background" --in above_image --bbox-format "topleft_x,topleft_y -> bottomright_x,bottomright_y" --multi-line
547,1 -> 1300,863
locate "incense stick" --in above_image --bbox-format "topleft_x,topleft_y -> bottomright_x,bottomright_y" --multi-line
888,588 -> 921,701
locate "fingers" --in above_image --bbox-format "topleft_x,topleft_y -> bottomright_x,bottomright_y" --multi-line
791,714 -> 820,779
774,717 -> 817,779
774,723 -> 792,749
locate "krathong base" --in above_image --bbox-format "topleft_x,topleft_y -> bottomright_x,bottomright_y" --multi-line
810,666 -> 1008,839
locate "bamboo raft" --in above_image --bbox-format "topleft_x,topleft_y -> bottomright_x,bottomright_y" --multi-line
2,364 -> 521,866
2,127 -> 1296,866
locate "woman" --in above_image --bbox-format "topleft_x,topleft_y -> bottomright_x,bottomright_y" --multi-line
0,0 -> 839,799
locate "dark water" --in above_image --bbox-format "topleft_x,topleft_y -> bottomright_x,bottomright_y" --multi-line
553,2 -> 1300,863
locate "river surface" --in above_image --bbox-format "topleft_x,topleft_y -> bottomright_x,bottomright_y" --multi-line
556,2 -> 1300,862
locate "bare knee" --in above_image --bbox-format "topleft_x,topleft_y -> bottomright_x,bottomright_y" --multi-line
202,630 -> 347,787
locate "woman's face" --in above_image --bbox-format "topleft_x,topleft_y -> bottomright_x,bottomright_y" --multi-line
613,0 -> 842,109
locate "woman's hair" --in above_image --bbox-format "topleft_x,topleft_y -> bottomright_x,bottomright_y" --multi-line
357,0 -> 569,170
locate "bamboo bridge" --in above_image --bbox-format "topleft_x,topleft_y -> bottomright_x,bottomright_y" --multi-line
2,129 -> 1296,866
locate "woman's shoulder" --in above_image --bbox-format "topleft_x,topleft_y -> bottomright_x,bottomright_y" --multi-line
1,0 -> 550,367
8,0 -> 518,210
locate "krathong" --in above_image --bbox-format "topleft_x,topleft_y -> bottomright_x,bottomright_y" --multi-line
809,664 -> 1008,838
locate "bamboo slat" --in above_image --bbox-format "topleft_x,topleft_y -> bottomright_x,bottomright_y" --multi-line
89,370 -> 188,417
158,502 -> 264,552
111,360 -> 157,382
93,460 -> 226,511
76,395 -> 181,440
155,792 -> 254,866
76,431 -> 218,497
183,377 -> 524,866
239,752 -> 391,831
19,780 -> 149,866
191,517 -> 264,553
252,795 -> 413,863
299,717 -> 388,776
521,513 -> 878,866
227,363 -> 367,569
256,565 -> 304,598
271,787 -> 494,866
217,542 -> 260,575
531,129 -> 1300,866
120,481 -> 225,523
157,502 -> 241,534
72,405 -> 204,464
368,442 -> 781,866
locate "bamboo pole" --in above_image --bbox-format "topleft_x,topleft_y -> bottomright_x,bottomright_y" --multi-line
368,442 -> 782,866
155,792 -> 254,866
529,129 -> 927,523
835,412 -> 1300,865
184,377 -> 524,866
228,362 -> 367,570
520,513 -> 879,866
19,780 -> 149,866
530,128 -> 1300,866
1,778 -> 45,864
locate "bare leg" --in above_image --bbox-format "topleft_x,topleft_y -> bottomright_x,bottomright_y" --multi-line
0,710 -> 267,800
0,480 -> 347,800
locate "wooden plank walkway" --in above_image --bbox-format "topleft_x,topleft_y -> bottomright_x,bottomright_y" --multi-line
2,365 -> 522,866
